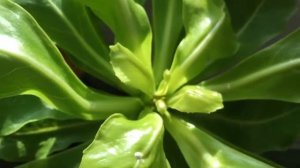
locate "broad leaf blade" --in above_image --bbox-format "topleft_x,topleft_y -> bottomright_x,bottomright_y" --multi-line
225,0 -> 298,57
0,1 -> 142,119
167,85 -> 223,113
164,115 -> 273,168
192,100 -> 300,153
82,0 -> 153,69
110,43 -> 155,97
13,0 -> 119,86
80,113 -> 170,168
0,95 -> 72,136
152,0 -> 182,82
0,120 -> 99,162
203,29 -> 300,103
168,0 -> 238,93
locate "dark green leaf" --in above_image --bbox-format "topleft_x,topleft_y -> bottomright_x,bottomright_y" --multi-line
13,0 -> 120,86
80,113 -> 170,168
167,0 -> 238,93
16,143 -> 88,168
225,0 -> 298,57
152,0 -> 182,82
0,95 -> 73,136
164,114 -> 273,168
0,120 -> 99,162
203,29 -> 300,103
191,100 -> 300,153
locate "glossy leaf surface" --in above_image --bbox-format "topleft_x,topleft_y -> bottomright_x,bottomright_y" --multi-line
13,0 -> 119,85
167,85 -> 223,113
80,113 -> 170,168
0,0 -> 142,119
225,0 -> 298,57
17,143 -> 87,168
0,95 -> 72,136
203,29 -> 300,103
110,43 -> 155,97
192,100 -> 300,153
82,0 -> 153,69
152,0 -> 182,82
167,0 -> 238,93
164,115 -> 273,168
0,120 -> 99,161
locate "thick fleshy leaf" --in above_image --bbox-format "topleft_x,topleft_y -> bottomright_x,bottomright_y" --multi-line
13,0 -> 120,86
110,43 -> 155,97
16,143 -> 87,168
0,120 -> 100,161
167,85 -> 223,113
167,0 -> 238,93
80,113 -> 170,168
0,0 -> 142,119
202,29 -> 300,103
81,0 -> 153,70
152,0 -> 182,82
225,0 -> 298,57
164,115 -> 274,168
0,95 -> 73,136
191,100 -> 300,153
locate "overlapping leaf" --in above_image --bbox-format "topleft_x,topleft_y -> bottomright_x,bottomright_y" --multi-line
0,0 -> 142,119
164,115 -> 274,168
13,0 -> 120,86
0,95 -> 72,136
192,100 -> 300,153
167,0 -> 238,93
225,0 -> 298,57
17,143 -> 87,168
80,113 -> 170,168
0,120 -> 99,162
152,0 -> 182,82
203,29 -> 300,103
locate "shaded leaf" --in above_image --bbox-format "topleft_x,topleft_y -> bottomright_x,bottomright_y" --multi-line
152,0 -> 182,82
164,114 -> 274,168
80,113 -> 170,168
13,0 -> 119,86
17,143 -> 88,168
0,95 -> 72,136
225,0 -> 298,57
203,29 -> 300,103
0,120 -> 100,162
191,100 -> 300,153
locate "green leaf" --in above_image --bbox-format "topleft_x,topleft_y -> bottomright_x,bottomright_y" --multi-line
225,0 -> 298,57
167,85 -> 223,113
110,43 -> 155,97
192,100 -> 300,153
202,29 -> 300,103
167,0 -> 238,93
80,113 -> 170,168
152,0 -> 183,82
0,0 -> 142,119
81,0 -> 153,71
0,95 -> 72,136
0,120 -> 100,162
164,114 -> 274,168
16,143 -> 87,168
13,0 -> 120,86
